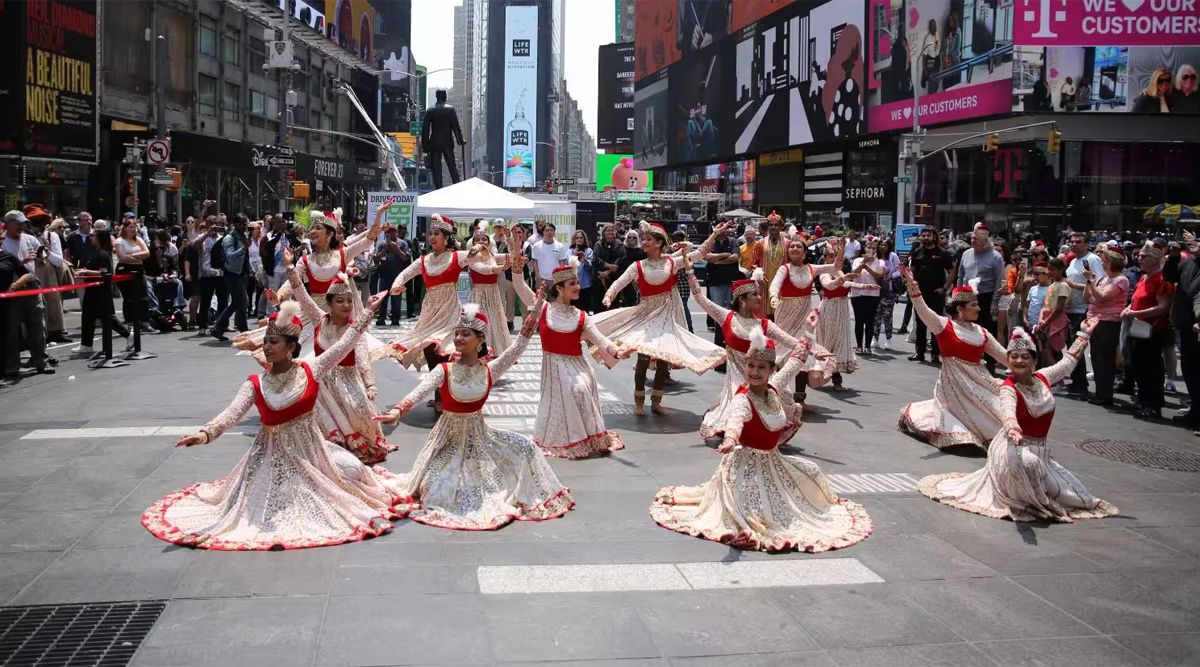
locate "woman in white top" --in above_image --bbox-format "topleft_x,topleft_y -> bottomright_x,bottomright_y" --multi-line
849,240 -> 885,355
115,218 -> 152,330
920,19 -> 940,92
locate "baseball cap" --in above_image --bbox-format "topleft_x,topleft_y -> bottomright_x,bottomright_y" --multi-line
123,211 -> 136,219
3,210 -> 27,224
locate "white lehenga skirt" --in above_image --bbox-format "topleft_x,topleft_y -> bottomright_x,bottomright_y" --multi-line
899,358 -> 1004,449
589,291 -> 725,373
772,296 -> 837,387
816,297 -> 858,374
392,411 -> 575,529
142,414 -> 404,550
317,364 -> 394,465
919,434 -> 1119,522
650,447 -> 872,553
468,282 -> 512,354
389,284 -> 461,367
533,351 -> 625,459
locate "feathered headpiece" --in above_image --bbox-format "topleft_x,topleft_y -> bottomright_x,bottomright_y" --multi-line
638,219 -> 669,244
951,277 -> 981,303
326,272 -> 353,297
746,324 -> 777,364
1007,327 -> 1037,353
267,301 -> 304,338
552,257 -> 579,285
732,268 -> 763,298
308,209 -> 338,233
458,303 -> 488,334
330,207 -> 343,226
430,213 -> 454,235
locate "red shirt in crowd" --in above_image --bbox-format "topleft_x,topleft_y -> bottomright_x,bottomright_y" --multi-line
1130,269 -> 1175,330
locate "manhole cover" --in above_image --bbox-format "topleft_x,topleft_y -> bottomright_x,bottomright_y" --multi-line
0,600 -> 167,666
1076,439 -> 1200,472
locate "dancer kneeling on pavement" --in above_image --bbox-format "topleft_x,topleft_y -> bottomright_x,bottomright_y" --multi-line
920,323 -> 1119,522
898,266 -> 1008,450
144,293 -> 407,551
592,220 -> 730,416
510,257 -> 631,459
377,294 -> 575,530
649,327 -> 872,553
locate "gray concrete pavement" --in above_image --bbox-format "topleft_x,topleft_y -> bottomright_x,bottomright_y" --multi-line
0,308 -> 1197,666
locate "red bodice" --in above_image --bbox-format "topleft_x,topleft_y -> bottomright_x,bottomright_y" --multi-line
437,362 -> 492,413
303,248 -> 346,295
468,267 -> 499,285
248,362 -> 319,426
540,306 -> 585,356
934,322 -> 986,363
735,386 -> 784,451
636,258 -> 677,298
312,319 -> 355,367
822,283 -> 850,299
1007,374 -> 1055,438
422,252 -> 463,288
723,311 -> 769,354
780,265 -> 814,298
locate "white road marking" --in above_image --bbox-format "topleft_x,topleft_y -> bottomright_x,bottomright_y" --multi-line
827,473 -> 919,494
477,558 -> 883,594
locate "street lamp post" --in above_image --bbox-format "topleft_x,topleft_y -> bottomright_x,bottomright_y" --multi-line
265,5 -> 299,211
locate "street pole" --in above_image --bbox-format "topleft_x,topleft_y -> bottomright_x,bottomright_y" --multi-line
905,46 -> 923,229
155,34 -> 167,218
275,5 -> 292,212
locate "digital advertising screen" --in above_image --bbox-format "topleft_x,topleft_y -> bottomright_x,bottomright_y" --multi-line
503,4 -> 539,187
597,42 -> 636,148
595,154 -> 655,192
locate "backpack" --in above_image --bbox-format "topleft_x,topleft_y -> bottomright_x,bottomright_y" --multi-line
209,234 -> 227,270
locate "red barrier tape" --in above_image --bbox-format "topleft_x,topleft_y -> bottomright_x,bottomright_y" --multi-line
0,273 -> 135,300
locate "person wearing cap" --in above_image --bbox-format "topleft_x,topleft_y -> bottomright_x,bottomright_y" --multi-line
898,267 -> 1009,451
1123,241 -> 1175,419
378,298 -> 576,530
23,204 -> 70,344
594,220 -> 731,416
2,210 -> 51,377
920,319 -> 1118,522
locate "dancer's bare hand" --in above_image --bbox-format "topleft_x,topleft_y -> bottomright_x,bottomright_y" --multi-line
366,291 -> 388,312
175,433 -> 206,447
282,248 -> 295,268
717,437 -> 736,454
366,387 -> 377,401
1007,427 -> 1023,444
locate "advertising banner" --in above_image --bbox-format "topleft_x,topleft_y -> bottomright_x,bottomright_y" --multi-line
633,70 -> 671,169
0,0 -> 99,163
895,223 -> 923,253
867,0 -> 1014,132
1013,45 -> 1200,113
367,191 -> 417,235
634,0 -> 731,82
731,0 -> 798,32
595,154 -> 654,192
503,4 -> 539,188
1013,0 -> 1200,48
597,43 -> 635,149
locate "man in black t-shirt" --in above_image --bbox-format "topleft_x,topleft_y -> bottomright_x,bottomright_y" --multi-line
705,225 -> 741,345
906,226 -> 954,363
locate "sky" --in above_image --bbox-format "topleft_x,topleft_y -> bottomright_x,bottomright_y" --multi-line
409,0 -> 612,139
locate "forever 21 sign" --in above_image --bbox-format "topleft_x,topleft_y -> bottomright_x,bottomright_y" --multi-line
314,159 -> 344,179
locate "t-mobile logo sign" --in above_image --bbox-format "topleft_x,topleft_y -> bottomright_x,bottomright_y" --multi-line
993,148 -> 1024,200
1022,0 -> 1069,38
512,39 -> 531,57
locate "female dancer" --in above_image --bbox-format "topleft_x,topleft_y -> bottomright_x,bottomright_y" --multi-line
920,325 -> 1119,522
650,326 -> 873,553
388,214 -> 490,369
144,293 -> 407,550
283,250 -> 392,464
509,261 -> 628,458
465,226 -> 512,356
898,268 -> 1008,450
594,220 -> 730,416
815,241 -> 869,390
769,234 -> 843,401
377,297 -> 575,530
686,260 -> 813,440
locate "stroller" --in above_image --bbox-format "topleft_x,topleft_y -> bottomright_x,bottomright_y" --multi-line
150,274 -> 188,332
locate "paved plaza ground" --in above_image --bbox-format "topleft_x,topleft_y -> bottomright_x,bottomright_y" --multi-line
0,311 -> 1197,666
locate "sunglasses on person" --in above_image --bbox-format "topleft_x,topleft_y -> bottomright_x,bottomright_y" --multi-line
1158,77 -> 1172,84
1183,74 -> 1198,81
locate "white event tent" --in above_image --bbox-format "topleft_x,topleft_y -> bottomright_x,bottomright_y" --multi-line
414,178 -> 544,217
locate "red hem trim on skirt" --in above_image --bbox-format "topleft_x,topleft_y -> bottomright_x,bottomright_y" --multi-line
536,431 -> 626,460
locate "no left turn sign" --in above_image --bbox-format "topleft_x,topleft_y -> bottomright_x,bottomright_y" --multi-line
147,139 -> 170,165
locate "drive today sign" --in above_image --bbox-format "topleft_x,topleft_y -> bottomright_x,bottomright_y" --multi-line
1014,0 -> 1200,47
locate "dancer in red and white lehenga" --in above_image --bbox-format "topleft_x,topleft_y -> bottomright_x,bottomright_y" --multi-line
143,295 -> 406,550
377,298 -> 574,530
768,233 -> 843,401
283,251 -> 392,464
593,220 -> 730,416
683,259 -> 811,440
387,214 -> 493,369
465,224 -> 513,356
650,327 -> 872,553
511,261 -> 629,459
897,269 -> 1008,450
815,241 -> 871,390
920,324 -> 1119,522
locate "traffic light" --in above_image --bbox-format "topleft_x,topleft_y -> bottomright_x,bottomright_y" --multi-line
983,133 -> 1000,152
1047,129 -> 1063,154
292,182 -> 310,199
166,169 -> 182,190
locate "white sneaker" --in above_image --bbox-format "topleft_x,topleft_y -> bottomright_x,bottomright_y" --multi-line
883,337 -> 893,350
73,345 -> 93,354
1086,371 -> 1095,381
872,339 -> 883,350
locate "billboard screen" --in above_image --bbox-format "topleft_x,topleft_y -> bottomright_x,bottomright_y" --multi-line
503,4 -> 539,187
867,0 -> 1015,132
1012,1 -> 1200,48
0,0 -> 99,163
732,0 -> 798,32
1013,46 -> 1200,114
634,0 -> 732,82
597,43 -> 635,148
633,70 -> 671,168
596,154 -> 654,191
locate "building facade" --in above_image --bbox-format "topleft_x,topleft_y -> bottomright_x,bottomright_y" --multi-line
557,85 -> 596,186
